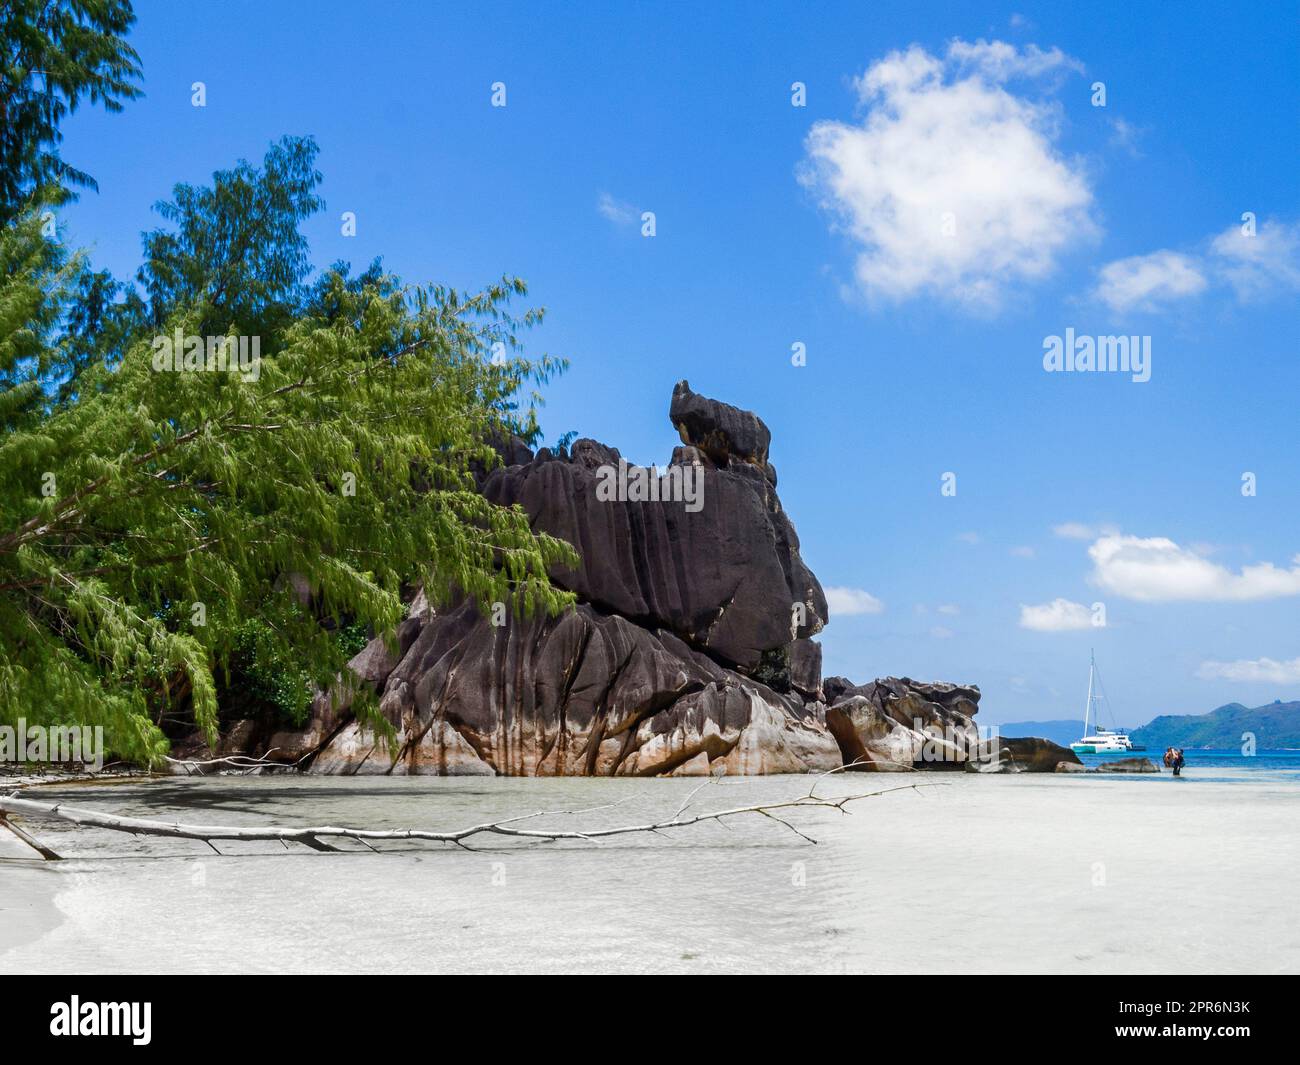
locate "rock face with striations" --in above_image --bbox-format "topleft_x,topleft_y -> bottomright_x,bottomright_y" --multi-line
824,676 -> 984,771
273,382 -> 838,776
224,382 -> 1004,777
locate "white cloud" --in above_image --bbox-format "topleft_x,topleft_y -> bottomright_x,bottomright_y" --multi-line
826,586 -> 885,616
1197,656 -> 1300,684
1093,250 -> 1207,312
956,531 -> 982,545
801,39 -> 1095,311
1010,545 -> 1036,558
930,625 -> 954,639
596,191 -> 637,226
937,603 -> 960,615
1089,534 -> 1300,602
1209,219 -> 1300,301
1019,598 -> 1098,631
1091,219 -> 1300,313
1107,116 -> 1144,156
946,39 -> 1084,81
1053,521 -> 1100,540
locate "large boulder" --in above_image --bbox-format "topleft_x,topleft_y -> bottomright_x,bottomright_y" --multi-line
1095,757 -> 1160,773
967,736 -> 1081,774
306,600 -> 839,777
669,379 -> 773,472
824,676 -> 982,771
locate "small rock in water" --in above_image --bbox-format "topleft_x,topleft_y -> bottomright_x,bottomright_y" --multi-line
1095,757 -> 1160,773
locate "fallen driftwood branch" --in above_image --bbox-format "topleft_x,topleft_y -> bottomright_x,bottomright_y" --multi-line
0,776 -> 938,857
164,748 -> 310,776
0,813 -> 63,860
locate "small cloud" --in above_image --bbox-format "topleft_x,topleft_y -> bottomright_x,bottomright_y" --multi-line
826,586 -> 885,616
1093,250 -> 1207,312
1089,533 -> 1300,602
1197,655 -> 1300,684
945,39 -> 1084,80
1089,218 -> 1300,314
1019,598 -> 1098,631
1107,116 -> 1145,157
937,604 -> 960,615
930,625 -> 954,639
596,191 -> 638,227
1010,545 -> 1036,558
956,531 -> 982,545
1209,219 -> 1300,302
1050,522 -> 1102,540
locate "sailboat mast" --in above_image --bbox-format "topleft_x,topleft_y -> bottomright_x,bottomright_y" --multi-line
1083,650 -> 1095,735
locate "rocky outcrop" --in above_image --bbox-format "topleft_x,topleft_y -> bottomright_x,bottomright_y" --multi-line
301,600 -> 839,777
204,383 -> 1023,779
226,383 -> 841,777
824,676 -> 984,771
480,404 -> 825,672
669,379 -> 772,472
1055,756 -> 1160,774
967,736 -> 1081,774
1094,757 -> 1160,773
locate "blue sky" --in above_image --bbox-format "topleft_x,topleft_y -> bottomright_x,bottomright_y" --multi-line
57,0 -> 1299,726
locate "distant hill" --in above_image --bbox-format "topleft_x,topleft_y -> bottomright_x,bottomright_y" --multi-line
1131,700 -> 1300,750
999,719 -> 1086,746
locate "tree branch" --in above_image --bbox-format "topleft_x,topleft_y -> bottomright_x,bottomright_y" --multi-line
0,781 -> 940,857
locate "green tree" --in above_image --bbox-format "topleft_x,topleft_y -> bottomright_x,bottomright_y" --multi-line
0,187 -> 575,764
0,0 -> 142,219
137,135 -> 324,338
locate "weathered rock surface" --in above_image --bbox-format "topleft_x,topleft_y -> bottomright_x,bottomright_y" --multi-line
825,676 -> 982,771
669,379 -> 772,472
300,599 -> 839,777
480,394 -> 825,671
208,384 -> 1007,778
967,736 -> 1082,774
1094,757 -> 1160,773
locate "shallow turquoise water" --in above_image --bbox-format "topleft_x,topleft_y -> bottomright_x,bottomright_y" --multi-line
1075,748 -> 1300,781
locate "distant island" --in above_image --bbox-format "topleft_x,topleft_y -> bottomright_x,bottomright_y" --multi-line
1131,700 -> 1300,750
1002,700 -> 1300,750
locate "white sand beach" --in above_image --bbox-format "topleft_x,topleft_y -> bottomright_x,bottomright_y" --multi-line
3,770 -> 1298,974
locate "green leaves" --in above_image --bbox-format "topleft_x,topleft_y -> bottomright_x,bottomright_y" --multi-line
0,7 -> 572,767
0,0 -> 142,218
0,195 -> 574,765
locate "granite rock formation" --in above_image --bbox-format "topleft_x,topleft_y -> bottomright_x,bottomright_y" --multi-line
966,736 -> 1082,774
204,382 -> 1044,777
824,676 -> 984,771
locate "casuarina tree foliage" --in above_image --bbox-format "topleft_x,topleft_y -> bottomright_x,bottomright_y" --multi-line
0,8 -> 576,764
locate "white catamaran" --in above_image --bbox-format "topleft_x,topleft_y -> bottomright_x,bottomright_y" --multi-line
1070,652 -> 1145,754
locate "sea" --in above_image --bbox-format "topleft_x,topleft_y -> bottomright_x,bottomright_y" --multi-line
1074,747 -> 1300,778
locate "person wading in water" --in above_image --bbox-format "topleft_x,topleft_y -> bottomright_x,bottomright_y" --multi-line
1163,746 -> 1185,776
